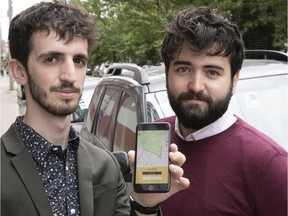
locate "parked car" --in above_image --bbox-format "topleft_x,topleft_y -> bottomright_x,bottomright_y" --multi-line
80,57 -> 288,180
80,64 -> 172,181
230,62 -> 287,149
80,63 -> 172,150
17,85 -> 26,100
92,63 -> 111,77
244,49 -> 288,62
86,67 -> 92,76
71,76 -> 102,132
243,50 -> 287,67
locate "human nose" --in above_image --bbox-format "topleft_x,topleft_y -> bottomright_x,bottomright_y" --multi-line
187,72 -> 205,92
59,59 -> 77,83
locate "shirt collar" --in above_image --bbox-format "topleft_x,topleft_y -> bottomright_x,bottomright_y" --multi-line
175,109 -> 237,141
14,116 -> 79,162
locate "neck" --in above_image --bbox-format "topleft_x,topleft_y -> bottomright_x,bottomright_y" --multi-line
179,124 -> 196,138
23,109 -> 71,150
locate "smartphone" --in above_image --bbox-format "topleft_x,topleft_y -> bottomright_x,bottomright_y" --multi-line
134,122 -> 171,193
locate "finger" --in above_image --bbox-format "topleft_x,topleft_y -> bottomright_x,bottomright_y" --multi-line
169,143 -> 178,153
128,150 -> 135,171
169,151 -> 186,167
175,177 -> 190,191
169,164 -> 184,180
169,164 -> 190,194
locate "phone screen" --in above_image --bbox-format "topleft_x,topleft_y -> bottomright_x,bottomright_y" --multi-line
134,122 -> 170,193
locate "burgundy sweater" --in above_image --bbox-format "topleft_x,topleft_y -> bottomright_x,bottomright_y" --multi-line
157,116 -> 287,216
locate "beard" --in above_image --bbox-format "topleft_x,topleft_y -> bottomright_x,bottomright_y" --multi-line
167,84 -> 233,130
27,73 -> 81,117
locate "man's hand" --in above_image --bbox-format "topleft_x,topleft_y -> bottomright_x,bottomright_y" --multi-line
128,143 -> 190,207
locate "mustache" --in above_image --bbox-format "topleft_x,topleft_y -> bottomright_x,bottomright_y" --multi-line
178,90 -> 212,103
50,82 -> 81,93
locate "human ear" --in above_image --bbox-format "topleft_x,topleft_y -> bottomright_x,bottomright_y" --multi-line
8,59 -> 28,86
231,71 -> 240,95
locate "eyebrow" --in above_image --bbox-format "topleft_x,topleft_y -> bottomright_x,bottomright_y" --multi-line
173,60 -> 224,71
38,51 -> 63,59
173,60 -> 191,66
204,65 -> 224,71
38,51 -> 88,60
74,53 -> 89,60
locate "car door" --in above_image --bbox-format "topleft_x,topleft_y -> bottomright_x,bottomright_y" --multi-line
80,85 -> 122,151
111,80 -> 146,153
81,77 -> 146,152
92,87 -> 122,151
113,90 -> 139,153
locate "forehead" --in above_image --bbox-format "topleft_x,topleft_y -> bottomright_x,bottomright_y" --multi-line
174,40 -> 229,60
175,40 -> 218,57
169,40 -> 231,74
29,30 -> 88,55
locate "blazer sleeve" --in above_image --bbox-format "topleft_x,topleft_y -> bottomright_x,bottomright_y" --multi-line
78,138 -> 131,216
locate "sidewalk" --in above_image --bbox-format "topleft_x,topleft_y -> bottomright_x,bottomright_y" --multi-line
0,74 -> 19,136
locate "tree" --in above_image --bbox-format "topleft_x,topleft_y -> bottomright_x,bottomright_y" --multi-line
70,0 -> 287,66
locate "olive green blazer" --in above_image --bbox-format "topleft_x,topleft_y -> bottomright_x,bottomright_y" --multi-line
1,125 -> 130,216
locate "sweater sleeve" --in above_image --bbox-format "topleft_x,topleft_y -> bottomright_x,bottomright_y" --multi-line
253,152 -> 287,216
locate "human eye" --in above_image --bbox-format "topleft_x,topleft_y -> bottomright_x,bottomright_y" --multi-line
74,55 -> 88,67
41,52 -> 61,64
44,56 -> 57,63
206,69 -> 221,78
176,66 -> 190,74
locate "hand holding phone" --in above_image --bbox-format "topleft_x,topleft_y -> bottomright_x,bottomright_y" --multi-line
134,122 -> 171,193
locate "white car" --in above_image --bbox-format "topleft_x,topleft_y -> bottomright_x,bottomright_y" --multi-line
80,55 -> 288,181
71,76 -> 102,132
81,61 -> 288,150
230,62 -> 287,149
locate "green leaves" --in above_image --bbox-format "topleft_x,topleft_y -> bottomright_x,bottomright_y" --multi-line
70,0 -> 287,66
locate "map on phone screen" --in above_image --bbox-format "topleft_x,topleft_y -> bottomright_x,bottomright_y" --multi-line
135,130 -> 169,184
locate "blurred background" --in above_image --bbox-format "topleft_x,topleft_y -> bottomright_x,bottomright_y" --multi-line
1,0 -> 287,73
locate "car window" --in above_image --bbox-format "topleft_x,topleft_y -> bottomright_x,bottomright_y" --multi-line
146,91 -> 174,120
146,101 -> 160,122
86,86 -> 105,132
114,91 -> 138,152
155,91 -> 174,117
230,74 -> 288,150
71,105 -> 86,123
93,88 -> 121,150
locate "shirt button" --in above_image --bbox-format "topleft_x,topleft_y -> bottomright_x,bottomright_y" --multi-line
53,147 -> 59,151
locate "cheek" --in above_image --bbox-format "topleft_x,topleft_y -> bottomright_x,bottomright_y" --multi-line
168,74 -> 186,91
28,71 -> 46,87
208,80 -> 232,99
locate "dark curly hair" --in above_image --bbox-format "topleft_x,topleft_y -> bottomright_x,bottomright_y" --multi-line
160,6 -> 245,78
8,1 -> 99,70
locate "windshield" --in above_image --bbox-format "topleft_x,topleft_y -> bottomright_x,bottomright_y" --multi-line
230,73 -> 288,150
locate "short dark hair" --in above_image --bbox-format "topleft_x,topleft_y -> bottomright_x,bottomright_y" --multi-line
8,1 -> 99,70
160,6 -> 245,78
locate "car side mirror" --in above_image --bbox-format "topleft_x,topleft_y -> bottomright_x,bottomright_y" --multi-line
112,151 -> 132,182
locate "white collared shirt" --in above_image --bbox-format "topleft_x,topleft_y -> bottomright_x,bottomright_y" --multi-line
175,109 -> 237,141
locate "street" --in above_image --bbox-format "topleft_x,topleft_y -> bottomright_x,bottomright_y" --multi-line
0,74 -> 19,136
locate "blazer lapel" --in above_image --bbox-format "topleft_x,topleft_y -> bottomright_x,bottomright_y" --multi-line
2,126 -> 52,216
12,151 -> 53,216
77,139 -> 93,216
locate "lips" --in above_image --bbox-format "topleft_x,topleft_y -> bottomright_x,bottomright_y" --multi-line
56,88 -> 78,94
183,98 -> 206,106
54,88 -> 80,100
179,91 -> 211,104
